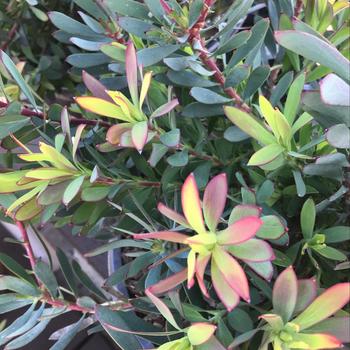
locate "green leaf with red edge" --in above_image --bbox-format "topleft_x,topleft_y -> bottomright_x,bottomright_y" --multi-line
203,174 -> 227,232
256,215 -> 286,240
307,317 -> 350,342
147,269 -> 187,295
228,239 -> 275,262
293,282 -> 350,330
217,216 -> 262,245
228,204 -> 261,225
187,323 -> 216,346
145,290 -> 181,330
272,266 -> 298,322
212,247 -> 250,302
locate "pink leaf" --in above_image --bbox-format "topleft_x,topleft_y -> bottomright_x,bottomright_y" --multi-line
273,266 -> 298,323
196,254 -> 210,298
106,123 -> 132,145
133,231 -> 189,243
203,173 -> 227,232
228,239 -> 275,262
187,250 -> 196,289
125,42 -> 139,106
82,70 -> 113,102
294,278 -> 317,313
146,289 -> 181,330
293,282 -> 350,330
181,173 -> 206,234
151,98 -> 179,118
217,216 -> 262,245
131,121 -> 148,152
211,259 -> 240,311
157,203 -> 190,228
212,247 -> 250,302
147,268 -> 187,295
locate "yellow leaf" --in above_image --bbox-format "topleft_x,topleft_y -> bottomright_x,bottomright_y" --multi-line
14,197 -> 42,221
25,168 -> 75,180
39,143 -> 76,170
0,171 -> 42,193
140,71 -> 152,108
75,96 -> 130,122
259,95 -> 280,138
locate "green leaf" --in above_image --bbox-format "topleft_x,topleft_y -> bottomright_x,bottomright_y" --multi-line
224,126 -> 249,142
85,239 -> 151,257
0,51 -> 37,109
227,308 -> 253,333
56,248 -> 78,297
323,226 -> 350,243
243,66 -> 270,100
0,276 -> 40,296
62,175 -> 85,206
0,253 -> 35,285
190,87 -> 231,104
248,144 -> 284,166
301,198 -> 316,239
188,0 -> 204,28
34,261 -> 59,298
225,65 -> 250,88
167,70 -> 217,88
159,129 -> 180,147
224,106 -> 276,145
72,260 -> 105,299
137,45 -> 180,67
0,299 -> 34,314
66,53 -> 110,68
81,186 -> 109,202
167,150 -> 189,167
214,31 -> 251,55
182,103 -> 224,118
5,318 -> 51,350
270,71 -> 294,106
292,169 -> 306,197
0,115 -> 30,140
256,216 -> 285,240
105,0 -> 149,19
49,315 -> 85,350
275,30 -> 350,83
144,0 -> 165,21
284,73 -> 305,124
312,245 -> 347,261
320,74 -> 350,107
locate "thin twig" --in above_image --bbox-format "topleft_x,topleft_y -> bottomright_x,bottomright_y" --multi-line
0,100 -> 112,128
188,0 -> 252,113
1,22 -> 18,51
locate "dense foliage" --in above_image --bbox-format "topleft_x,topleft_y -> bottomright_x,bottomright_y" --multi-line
0,0 -> 349,349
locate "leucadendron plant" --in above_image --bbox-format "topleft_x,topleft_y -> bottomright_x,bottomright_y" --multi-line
75,42 -> 179,152
231,267 -> 350,349
134,173 -> 277,311
0,0 -> 349,349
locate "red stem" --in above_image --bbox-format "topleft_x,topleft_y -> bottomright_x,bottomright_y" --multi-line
0,101 -> 112,128
1,23 -> 18,51
188,0 -> 252,113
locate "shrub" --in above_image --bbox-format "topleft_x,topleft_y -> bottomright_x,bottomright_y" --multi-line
0,0 -> 349,349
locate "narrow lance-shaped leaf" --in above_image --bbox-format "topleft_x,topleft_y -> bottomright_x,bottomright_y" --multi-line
284,73 -> 305,124
139,71 -> 152,108
293,282 -> 350,330
272,266 -> 298,322
126,42 -> 139,106
301,198 -> 316,239
203,173 -> 227,232
224,106 -> 277,145
247,144 -> 284,166
181,173 -> 206,234
34,260 -> 59,297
